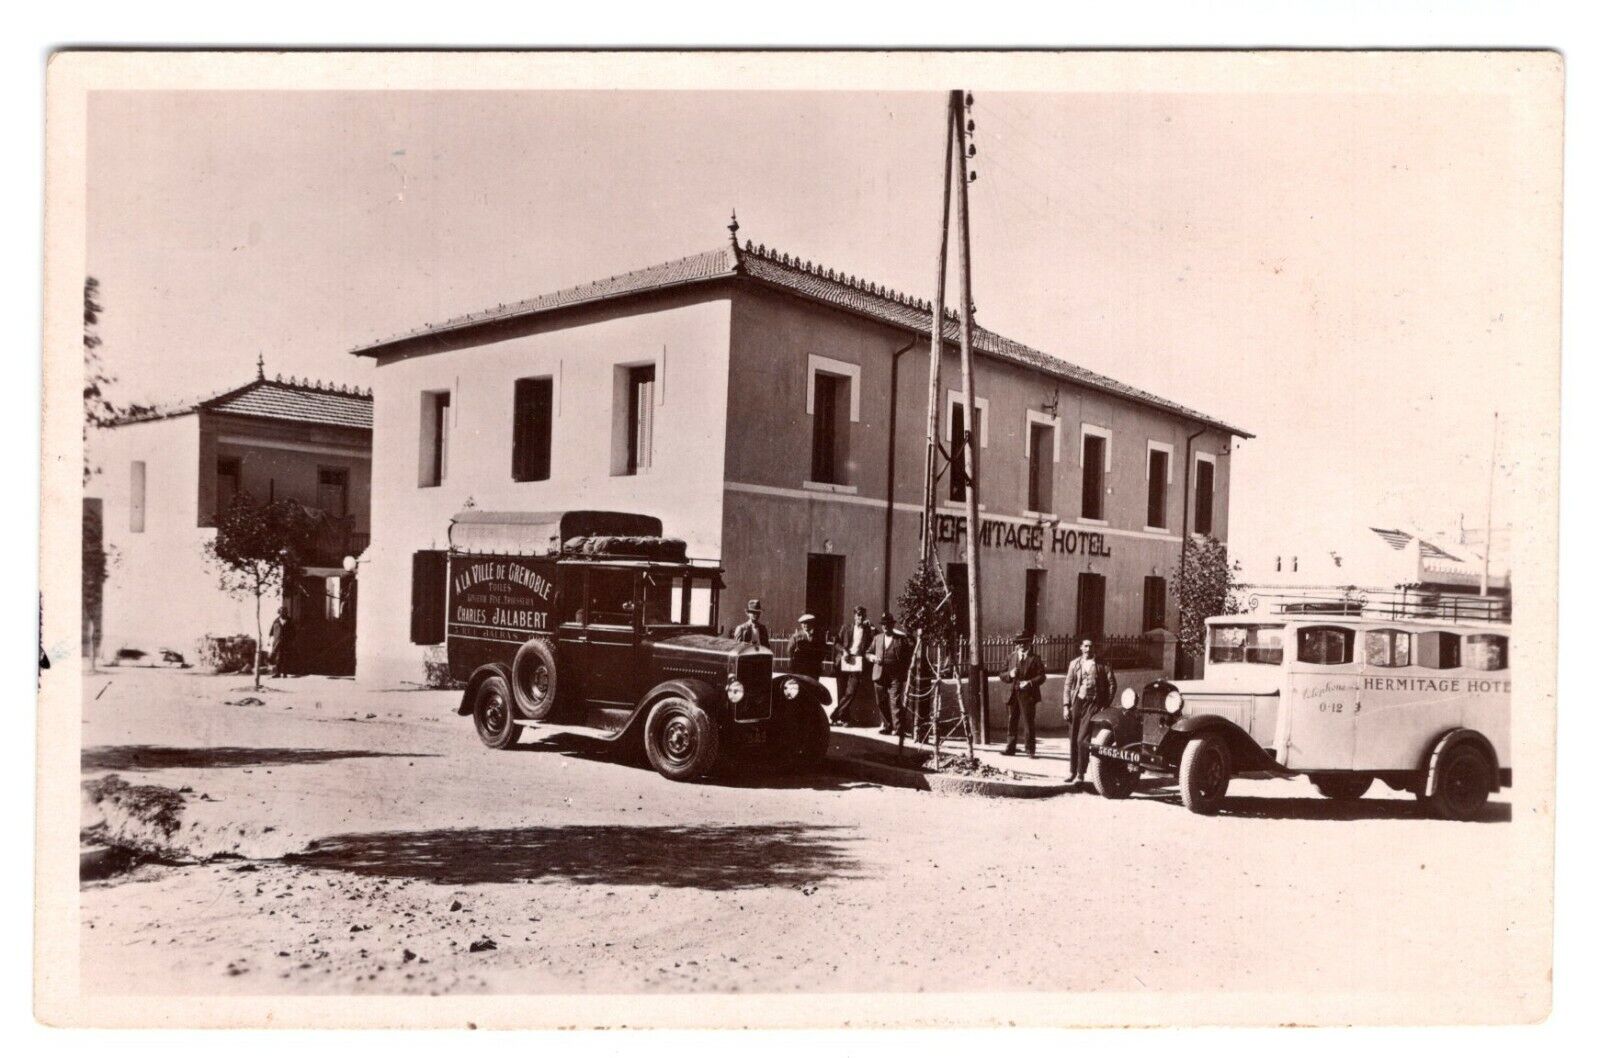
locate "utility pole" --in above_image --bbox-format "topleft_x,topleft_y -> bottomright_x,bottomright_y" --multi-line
920,93 -> 957,562
1482,412 -> 1498,597
952,91 -> 987,742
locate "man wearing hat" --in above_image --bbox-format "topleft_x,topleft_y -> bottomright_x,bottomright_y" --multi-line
867,613 -> 913,736
1063,637 -> 1118,783
831,606 -> 875,725
732,599 -> 770,649
1000,631 -> 1047,757
787,613 -> 826,678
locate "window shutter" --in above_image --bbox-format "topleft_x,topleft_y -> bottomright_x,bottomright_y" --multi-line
410,550 -> 448,645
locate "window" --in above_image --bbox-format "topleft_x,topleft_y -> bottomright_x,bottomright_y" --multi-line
409,550 -> 447,644
317,466 -> 349,518
1464,634 -> 1507,671
216,456 -> 241,517
1146,443 -> 1172,529
1026,419 -> 1056,513
1081,428 -> 1109,521
805,553 -> 845,636
129,461 -> 146,533
324,575 -> 346,620
810,372 -> 851,485
1364,629 -> 1412,668
584,568 -> 637,625
512,376 -> 554,482
1297,625 -> 1355,665
949,401 -> 985,502
626,366 -> 655,475
1023,569 -> 1046,637
1194,454 -> 1216,536
418,390 -> 451,487
1075,572 -> 1106,640
1416,631 -> 1462,670
1210,624 -> 1286,665
1142,576 -> 1167,631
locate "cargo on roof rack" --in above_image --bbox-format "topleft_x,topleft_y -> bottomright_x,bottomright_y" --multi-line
561,535 -> 689,562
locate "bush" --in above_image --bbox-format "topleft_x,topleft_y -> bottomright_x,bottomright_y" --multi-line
196,634 -> 256,674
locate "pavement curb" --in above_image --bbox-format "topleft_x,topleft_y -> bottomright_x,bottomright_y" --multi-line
825,735 -> 1072,799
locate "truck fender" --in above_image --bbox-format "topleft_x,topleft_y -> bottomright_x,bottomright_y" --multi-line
1161,714 -> 1280,773
458,663 -> 512,716
1421,728 -> 1502,796
616,677 -> 723,741
774,672 -> 832,708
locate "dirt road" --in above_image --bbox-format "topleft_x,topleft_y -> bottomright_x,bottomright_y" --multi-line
78,669 -> 1538,1009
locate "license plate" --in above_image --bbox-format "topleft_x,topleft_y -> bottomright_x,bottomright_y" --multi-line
1094,745 -> 1144,765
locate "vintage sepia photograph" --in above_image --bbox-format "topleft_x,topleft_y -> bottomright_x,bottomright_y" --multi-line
36,50 -> 1563,1028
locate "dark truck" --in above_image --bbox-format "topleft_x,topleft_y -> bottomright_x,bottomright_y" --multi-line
445,510 -> 831,781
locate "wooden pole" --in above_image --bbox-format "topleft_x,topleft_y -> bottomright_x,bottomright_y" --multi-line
952,91 -> 986,743
1481,411 -> 1498,597
920,92 -> 958,563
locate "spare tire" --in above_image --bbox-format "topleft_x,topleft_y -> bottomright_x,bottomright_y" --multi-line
511,638 -> 560,720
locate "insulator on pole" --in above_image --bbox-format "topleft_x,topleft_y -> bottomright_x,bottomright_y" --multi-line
964,92 -> 974,107
967,119 -> 975,133
967,144 -> 976,157
969,171 -> 978,182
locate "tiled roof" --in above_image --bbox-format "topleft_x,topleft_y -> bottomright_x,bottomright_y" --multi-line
111,375 -> 373,430
351,235 -> 1251,438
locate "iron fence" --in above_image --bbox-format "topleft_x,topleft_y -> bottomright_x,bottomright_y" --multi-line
770,632 -> 1162,675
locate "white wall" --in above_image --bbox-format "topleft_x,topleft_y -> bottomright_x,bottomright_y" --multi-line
87,415 -> 267,662
356,298 -> 734,686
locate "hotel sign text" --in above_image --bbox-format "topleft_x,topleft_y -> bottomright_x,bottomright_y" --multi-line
927,513 -> 1113,558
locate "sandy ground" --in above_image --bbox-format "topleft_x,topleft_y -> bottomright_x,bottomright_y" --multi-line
77,668 -> 1537,1006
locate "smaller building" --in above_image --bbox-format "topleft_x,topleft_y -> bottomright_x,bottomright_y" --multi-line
85,368 -> 373,673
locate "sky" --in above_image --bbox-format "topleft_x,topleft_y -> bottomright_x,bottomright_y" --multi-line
86,86 -> 1555,573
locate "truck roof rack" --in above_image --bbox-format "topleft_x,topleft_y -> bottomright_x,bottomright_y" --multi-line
1237,586 -> 1511,624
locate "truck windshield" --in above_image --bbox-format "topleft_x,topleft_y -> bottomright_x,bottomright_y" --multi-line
642,570 -> 719,627
1209,625 -> 1285,665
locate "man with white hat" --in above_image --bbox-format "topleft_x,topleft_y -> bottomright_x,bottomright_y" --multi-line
787,613 -> 825,678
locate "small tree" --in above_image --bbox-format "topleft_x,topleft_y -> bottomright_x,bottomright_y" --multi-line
896,557 -> 957,663
1176,533 -> 1240,676
204,495 -> 320,689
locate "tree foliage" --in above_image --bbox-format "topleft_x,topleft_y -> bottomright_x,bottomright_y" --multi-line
896,557 -> 958,659
204,495 -> 322,687
1177,533 -> 1241,658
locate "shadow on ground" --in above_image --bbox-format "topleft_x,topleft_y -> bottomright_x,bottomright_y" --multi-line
516,731 -> 881,792
1133,788 -> 1512,823
82,745 -> 439,773
286,823 -> 862,889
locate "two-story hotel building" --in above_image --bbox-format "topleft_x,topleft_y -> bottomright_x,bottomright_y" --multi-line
351,228 -> 1250,687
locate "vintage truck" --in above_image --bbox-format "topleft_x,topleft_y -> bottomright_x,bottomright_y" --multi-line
444,509 -> 831,781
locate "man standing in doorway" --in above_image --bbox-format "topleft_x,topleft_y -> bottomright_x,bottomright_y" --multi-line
1063,638 -> 1118,783
831,606 -> 874,725
732,599 -> 770,649
867,613 -> 912,736
1001,632 -> 1046,757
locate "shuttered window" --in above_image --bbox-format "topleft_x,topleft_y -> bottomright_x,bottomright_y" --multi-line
512,376 -> 554,482
410,550 -> 448,645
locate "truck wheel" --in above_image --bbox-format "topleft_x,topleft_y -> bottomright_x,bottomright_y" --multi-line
1087,729 -> 1135,799
786,702 -> 831,770
472,673 -> 520,750
1422,743 -> 1492,820
643,695 -> 722,782
511,638 -> 559,720
1178,735 -> 1231,815
1312,775 -> 1374,801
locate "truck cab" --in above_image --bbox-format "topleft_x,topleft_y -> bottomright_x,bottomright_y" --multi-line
445,510 -> 831,781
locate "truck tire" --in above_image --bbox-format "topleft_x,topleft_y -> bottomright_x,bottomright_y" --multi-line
1087,728 -> 1135,799
472,673 -> 520,750
643,695 -> 722,782
511,638 -> 560,720
1178,735 -> 1231,815
1422,742 -> 1492,820
785,702 -> 831,771
1312,775 -> 1374,801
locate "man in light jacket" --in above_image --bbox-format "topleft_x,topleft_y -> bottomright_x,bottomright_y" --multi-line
1062,638 -> 1118,782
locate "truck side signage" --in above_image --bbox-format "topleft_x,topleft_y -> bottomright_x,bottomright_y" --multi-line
448,555 -> 555,643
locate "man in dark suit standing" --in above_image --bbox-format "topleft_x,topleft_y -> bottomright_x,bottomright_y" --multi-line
1062,637 -> 1118,783
1000,632 -> 1046,757
866,613 -> 912,736
732,599 -> 770,648
830,606 -> 874,725
787,613 -> 826,678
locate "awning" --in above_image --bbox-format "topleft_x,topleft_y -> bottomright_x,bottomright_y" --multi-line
447,509 -> 664,555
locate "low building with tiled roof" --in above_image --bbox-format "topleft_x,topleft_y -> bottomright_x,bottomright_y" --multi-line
85,363 -> 373,675
350,222 -> 1251,688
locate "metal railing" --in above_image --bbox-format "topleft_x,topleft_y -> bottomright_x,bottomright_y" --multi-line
1241,586 -> 1511,624
769,632 -> 1162,675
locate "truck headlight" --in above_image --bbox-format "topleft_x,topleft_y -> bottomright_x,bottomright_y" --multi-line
1164,689 -> 1184,715
1120,687 -> 1137,710
725,679 -> 746,704
782,678 -> 801,700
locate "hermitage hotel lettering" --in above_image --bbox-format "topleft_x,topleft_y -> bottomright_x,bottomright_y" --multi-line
928,512 -> 1113,557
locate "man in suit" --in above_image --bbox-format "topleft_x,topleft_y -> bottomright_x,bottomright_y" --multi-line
1062,637 -> 1118,783
1000,632 -> 1046,757
866,613 -> 912,736
831,606 -> 874,725
732,599 -> 770,648
787,613 -> 826,678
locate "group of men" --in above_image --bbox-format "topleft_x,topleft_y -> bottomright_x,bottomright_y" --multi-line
732,599 -> 1121,779
731,600 -> 916,736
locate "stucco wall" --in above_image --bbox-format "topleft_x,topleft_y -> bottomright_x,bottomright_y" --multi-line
198,412 -> 372,533
356,294 -> 733,686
